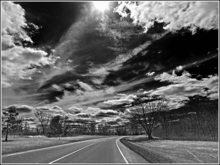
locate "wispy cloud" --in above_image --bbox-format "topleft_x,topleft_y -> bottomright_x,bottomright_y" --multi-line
152,71 -> 218,103
104,94 -> 137,105
77,80 -> 94,92
35,105 -> 66,117
103,70 -> 218,110
66,106 -> 82,114
92,110 -> 119,118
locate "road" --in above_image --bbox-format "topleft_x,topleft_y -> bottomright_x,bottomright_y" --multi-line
2,136 -> 147,164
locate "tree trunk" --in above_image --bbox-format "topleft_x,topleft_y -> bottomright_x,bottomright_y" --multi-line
145,129 -> 153,140
147,132 -> 154,140
5,122 -> 9,141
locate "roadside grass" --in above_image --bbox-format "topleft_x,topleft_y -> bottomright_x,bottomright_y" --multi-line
121,136 -> 218,163
120,138 -> 173,163
2,135 -> 106,155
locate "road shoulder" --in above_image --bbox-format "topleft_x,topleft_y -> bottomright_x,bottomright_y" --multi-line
117,137 -> 148,163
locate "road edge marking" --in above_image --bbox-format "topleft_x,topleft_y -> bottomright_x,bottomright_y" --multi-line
186,150 -> 203,163
116,137 -> 129,164
2,137 -> 107,157
48,139 -> 104,164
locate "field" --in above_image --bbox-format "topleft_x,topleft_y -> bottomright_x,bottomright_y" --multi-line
121,136 -> 219,163
2,135 -> 106,155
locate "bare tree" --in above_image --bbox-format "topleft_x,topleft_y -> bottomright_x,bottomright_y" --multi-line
2,106 -> 20,141
34,110 -> 50,134
106,94 -> 168,139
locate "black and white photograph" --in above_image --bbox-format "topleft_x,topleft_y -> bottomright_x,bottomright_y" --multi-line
1,1 -> 219,164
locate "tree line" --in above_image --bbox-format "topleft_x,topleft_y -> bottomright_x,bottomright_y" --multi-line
2,94 -> 218,141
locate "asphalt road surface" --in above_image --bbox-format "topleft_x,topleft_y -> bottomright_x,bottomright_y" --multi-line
2,136 -> 146,164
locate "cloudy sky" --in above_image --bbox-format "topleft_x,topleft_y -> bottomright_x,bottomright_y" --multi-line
2,1 -> 218,127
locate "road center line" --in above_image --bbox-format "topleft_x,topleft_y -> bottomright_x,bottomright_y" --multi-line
48,138 -> 110,164
116,137 -> 129,164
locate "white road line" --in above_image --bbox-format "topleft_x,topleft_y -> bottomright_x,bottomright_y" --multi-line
116,137 -> 129,164
48,140 -> 102,164
2,137 -> 106,157
186,150 -> 203,163
208,154 -> 217,159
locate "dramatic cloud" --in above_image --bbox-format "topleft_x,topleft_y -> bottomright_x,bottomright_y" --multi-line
2,1 -> 32,50
152,71 -> 218,104
2,46 -> 48,65
104,70 -> 218,110
115,1 -> 218,33
2,2 -> 217,126
45,87 -> 116,110
45,75 -> 157,110
2,46 -> 53,88
2,1 -> 53,88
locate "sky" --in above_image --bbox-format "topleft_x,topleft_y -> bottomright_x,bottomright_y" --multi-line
1,1 -> 219,128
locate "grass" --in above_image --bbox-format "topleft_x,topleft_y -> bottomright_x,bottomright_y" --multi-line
121,136 -> 219,163
2,135 -> 106,155
121,138 -> 173,163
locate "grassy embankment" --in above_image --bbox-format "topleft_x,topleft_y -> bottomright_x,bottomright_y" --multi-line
120,98 -> 218,163
2,135 -> 106,155
121,136 -> 218,163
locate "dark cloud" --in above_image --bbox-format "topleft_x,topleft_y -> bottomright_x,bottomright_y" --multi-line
104,117 -> 129,126
75,113 -> 91,118
3,104 -> 34,113
92,110 -> 119,118
184,54 -> 218,79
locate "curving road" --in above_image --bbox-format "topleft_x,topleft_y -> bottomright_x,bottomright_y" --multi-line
2,136 -> 147,164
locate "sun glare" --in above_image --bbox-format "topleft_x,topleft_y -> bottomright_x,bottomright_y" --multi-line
93,1 -> 109,12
